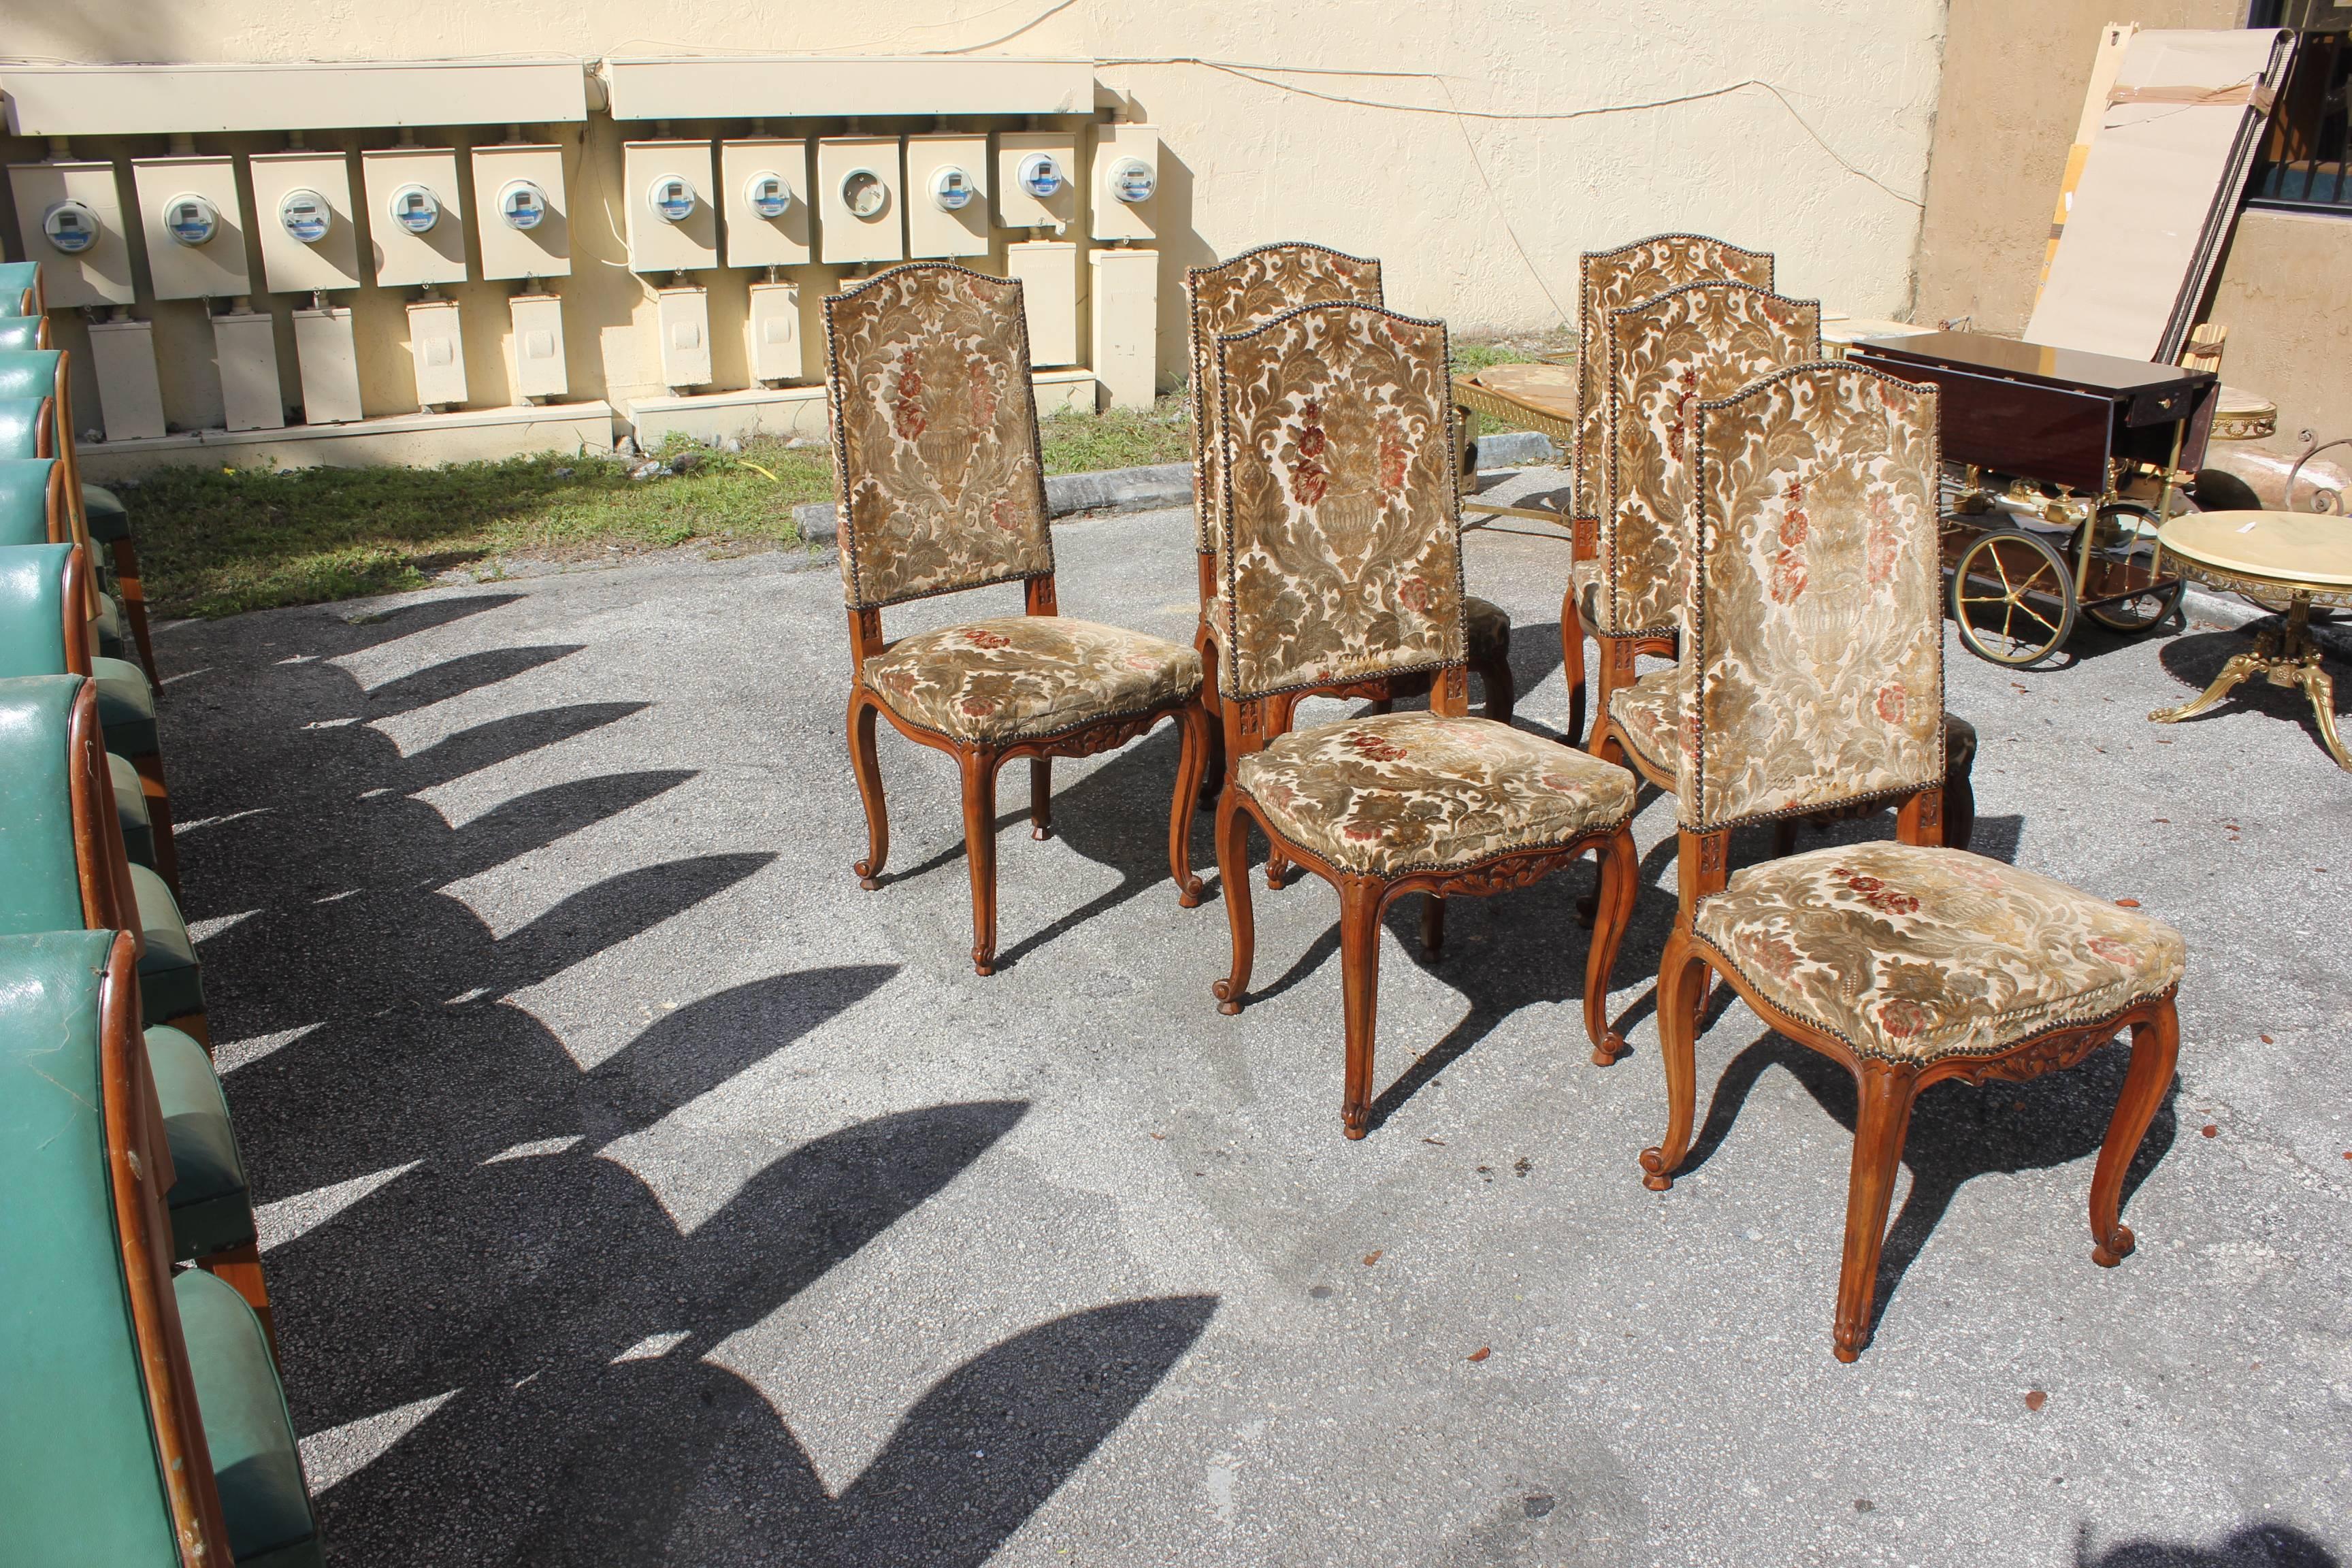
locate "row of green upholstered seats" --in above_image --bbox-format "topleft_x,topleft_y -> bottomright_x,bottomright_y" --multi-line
0,929 -> 319,1567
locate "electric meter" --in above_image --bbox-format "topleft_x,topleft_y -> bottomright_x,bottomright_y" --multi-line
278,188 -> 331,244
1108,157 -> 1157,205
743,170 -> 793,220
387,183 -> 441,235
929,165 -> 976,213
42,199 -> 101,255
648,175 -> 696,224
1016,152 -> 1064,199
497,179 -> 548,231
163,193 -> 221,247
839,167 -> 888,220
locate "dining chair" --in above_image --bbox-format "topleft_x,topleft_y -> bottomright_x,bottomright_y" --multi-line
826,262 -> 1212,976
1205,300 -> 1641,1138
1633,361 -> 2187,1360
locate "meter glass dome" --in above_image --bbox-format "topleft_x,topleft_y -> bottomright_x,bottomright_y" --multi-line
497,180 -> 547,232
42,200 -> 100,255
744,172 -> 792,220
389,184 -> 441,235
1109,157 -> 1158,205
278,189 -> 331,244
930,166 -> 975,212
649,176 -> 696,224
840,169 -> 888,220
1017,152 -> 1064,199
164,193 -> 220,247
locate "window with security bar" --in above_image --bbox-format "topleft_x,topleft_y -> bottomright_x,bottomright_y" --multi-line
2248,1 -> 2352,213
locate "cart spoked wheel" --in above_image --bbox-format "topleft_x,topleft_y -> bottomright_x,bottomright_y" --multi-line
1949,528 -> 2077,666
2082,500 -> 2187,632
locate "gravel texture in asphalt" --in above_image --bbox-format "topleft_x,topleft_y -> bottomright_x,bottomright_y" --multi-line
159,468 -> 2349,1566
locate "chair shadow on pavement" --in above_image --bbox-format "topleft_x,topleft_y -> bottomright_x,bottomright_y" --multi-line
2080,1521 -> 2340,1568
168,592 -> 1219,1566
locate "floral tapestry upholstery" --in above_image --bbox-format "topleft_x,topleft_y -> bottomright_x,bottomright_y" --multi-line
1608,666 -> 1683,776
1205,589 -> 1511,666
1236,713 -> 1635,876
1599,282 -> 1820,637
1212,303 -> 1465,702
864,615 -> 1203,745
1186,244 -> 1385,559
1681,363 -> 1944,832
824,264 -> 1051,611
1574,235 -> 1773,525
1693,842 -> 2186,1063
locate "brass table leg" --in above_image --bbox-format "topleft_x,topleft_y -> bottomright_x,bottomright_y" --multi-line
2151,594 -> 2351,770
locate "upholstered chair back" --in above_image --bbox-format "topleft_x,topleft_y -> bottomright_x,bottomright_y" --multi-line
0,316 -> 50,350
1679,362 -> 1944,832
0,457 -> 65,546
823,263 -> 1053,611
1185,244 -> 1385,559
1599,281 -> 1821,638
0,260 -> 42,316
1211,302 -> 1465,701
0,395 -> 54,459
1575,235 -> 1774,523
0,542 -> 77,674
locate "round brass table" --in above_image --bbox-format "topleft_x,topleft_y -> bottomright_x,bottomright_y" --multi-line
2150,510 -> 2352,770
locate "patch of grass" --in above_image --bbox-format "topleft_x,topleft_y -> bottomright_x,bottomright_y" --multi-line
125,399 -> 1202,619
1450,340 -> 1533,374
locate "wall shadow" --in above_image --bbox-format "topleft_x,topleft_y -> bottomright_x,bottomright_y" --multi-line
2081,1522 -> 2340,1568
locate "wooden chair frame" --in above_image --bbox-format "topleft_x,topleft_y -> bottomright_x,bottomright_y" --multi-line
59,539 -> 179,889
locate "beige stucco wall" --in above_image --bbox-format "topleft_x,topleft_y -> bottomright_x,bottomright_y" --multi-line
5,1 -> 1950,455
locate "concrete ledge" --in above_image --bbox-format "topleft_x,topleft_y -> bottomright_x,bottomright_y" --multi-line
627,370 -> 1096,451
1467,429 -> 1560,468
79,402 -> 617,480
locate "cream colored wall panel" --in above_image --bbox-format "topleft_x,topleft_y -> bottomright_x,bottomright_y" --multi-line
510,293 -> 570,401
721,140 -> 812,270
0,60 -> 587,136
1090,124 -> 1160,244
1007,240 -> 1079,368
406,298 -> 468,408
996,131 -> 1079,233
905,134 -> 990,259
746,281 -> 801,383
602,56 -> 1092,121
1089,246 -> 1156,408
215,310 -> 285,431
292,306 -> 363,423
87,317 -> 165,440
656,286 -> 713,389
817,138 -> 904,267
472,144 -> 571,282
623,141 -> 718,276
361,148 -> 468,289
250,150 -> 362,295
131,156 -> 248,301
7,161 -> 134,308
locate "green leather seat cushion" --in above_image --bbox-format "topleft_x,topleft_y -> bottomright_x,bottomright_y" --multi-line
96,589 -> 131,663
110,751 -> 155,869
173,1269 -> 322,1568
95,655 -> 157,756
129,862 -> 203,1024
84,483 -> 131,544
149,1024 -> 254,1260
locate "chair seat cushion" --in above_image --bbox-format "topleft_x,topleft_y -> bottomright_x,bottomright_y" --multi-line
173,1269 -> 321,1568
149,1024 -> 254,1260
1608,667 -> 1682,775
864,615 -> 1202,744
129,862 -> 203,1025
1236,712 -> 1635,875
1693,842 -> 2187,1064
95,591 -> 127,662
1205,593 -> 1511,664
83,483 -> 130,544
94,656 -> 156,757
108,751 -> 154,869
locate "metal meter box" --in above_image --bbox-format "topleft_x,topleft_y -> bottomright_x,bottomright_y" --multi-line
1006,240 -> 1079,368
906,133 -> 990,259
472,144 -> 570,282
87,317 -> 166,441
995,131 -> 1079,233
1090,246 -> 1158,408
406,297 -> 468,408
817,137 -> 904,267
510,293 -> 569,402
656,285 -> 713,389
623,141 -> 717,275
361,148 -> 468,288
1090,125 -> 1160,244
721,139 -> 811,269
249,150 -> 361,294
131,156 -> 249,301
7,161 -> 135,308
746,280 -> 800,383
291,305 -> 363,424
215,309 -> 285,431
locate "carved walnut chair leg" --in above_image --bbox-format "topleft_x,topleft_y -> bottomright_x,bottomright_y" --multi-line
1212,790 -> 1257,1014
1029,757 -> 1054,840
1833,1060 -> 1925,1362
1196,631 -> 1226,808
1639,928 -> 1712,1190
1560,585 -> 1588,748
1167,705 -> 1209,907
1590,637 -> 1642,742
1338,877 -> 1387,1139
1419,894 -> 1445,954
2090,997 -> 2182,1267
959,747 -> 1002,976
112,537 -> 161,681
848,693 -> 890,889
1584,823 -> 1640,1064
133,751 -> 180,889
